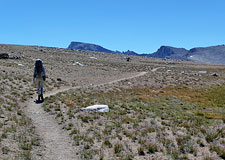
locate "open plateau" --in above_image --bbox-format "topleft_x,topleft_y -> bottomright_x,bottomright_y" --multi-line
0,44 -> 224,160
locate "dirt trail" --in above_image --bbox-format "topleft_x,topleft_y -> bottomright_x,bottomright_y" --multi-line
24,72 -> 147,160
151,67 -> 165,72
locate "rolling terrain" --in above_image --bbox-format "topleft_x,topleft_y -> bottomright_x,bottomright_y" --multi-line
0,44 -> 225,159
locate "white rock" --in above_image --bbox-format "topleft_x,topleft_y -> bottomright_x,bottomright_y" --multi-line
18,63 -> 24,66
81,105 -> 109,112
198,71 -> 207,74
89,57 -> 97,59
73,62 -> 84,66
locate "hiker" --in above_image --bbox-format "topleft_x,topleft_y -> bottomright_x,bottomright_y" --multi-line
33,59 -> 46,103
126,57 -> 131,62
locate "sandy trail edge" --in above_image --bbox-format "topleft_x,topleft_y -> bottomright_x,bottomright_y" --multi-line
24,72 -> 147,160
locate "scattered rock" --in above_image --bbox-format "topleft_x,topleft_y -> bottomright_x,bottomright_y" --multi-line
17,63 -> 24,66
73,62 -> 84,66
81,105 -> 109,112
176,130 -> 186,136
128,82 -> 132,85
57,78 -> 62,81
165,62 -> 175,65
0,53 -> 9,59
198,71 -> 207,74
89,57 -> 97,60
9,56 -> 20,59
138,149 -> 145,156
211,73 -> 219,77
171,99 -> 183,105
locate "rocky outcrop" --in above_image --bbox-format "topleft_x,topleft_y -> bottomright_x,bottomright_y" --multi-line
68,42 -> 114,53
0,53 -> 9,59
148,46 -> 189,60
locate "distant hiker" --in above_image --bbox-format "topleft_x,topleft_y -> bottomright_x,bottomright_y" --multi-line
33,59 -> 46,103
127,57 -> 131,62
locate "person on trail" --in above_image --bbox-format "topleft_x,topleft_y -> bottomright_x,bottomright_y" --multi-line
33,59 -> 46,103
126,57 -> 131,62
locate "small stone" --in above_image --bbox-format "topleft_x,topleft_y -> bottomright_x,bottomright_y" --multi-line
57,78 -> 62,81
211,73 -> 219,77
180,71 -> 185,74
0,53 -> 9,59
198,71 -> 207,74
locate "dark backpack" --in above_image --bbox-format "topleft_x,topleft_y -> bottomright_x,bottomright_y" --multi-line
35,60 -> 43,75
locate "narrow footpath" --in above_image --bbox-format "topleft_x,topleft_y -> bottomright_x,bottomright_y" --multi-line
24,72 -> 147,160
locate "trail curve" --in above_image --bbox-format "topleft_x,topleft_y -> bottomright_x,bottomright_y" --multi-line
24,71 -> 147,160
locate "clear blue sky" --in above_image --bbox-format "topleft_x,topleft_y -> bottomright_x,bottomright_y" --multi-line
0,0 -> 225,53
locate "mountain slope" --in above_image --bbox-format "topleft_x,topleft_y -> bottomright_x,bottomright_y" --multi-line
148,46 -> 189,60
186,45 -> 225,65
68,41 -> 225,65
68,42 -> 139,55
68,42 -> 114,53
147,45 -> 225,64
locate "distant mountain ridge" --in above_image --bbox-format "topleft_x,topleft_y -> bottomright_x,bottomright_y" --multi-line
68,41 -> 139,56
68,42 -> 114,53
186,45 -> 225,65
149,46 -> 189,60
149,45 -> 225,65
68,42 -> 225,65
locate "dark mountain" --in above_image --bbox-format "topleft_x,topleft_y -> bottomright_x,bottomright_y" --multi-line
186,45 -> 225,65
145,45 -> 225,65
68,42 -> 139,56
68,41 -> 225,65
148,46 -> 189,60
121,50 -> 139,56
68,42 -> 114,53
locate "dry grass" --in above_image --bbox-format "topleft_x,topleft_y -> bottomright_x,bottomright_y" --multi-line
42,82 -> 225,159
135,85 -> 225,121
1,44 -> 225,159
0,71 -> 41,159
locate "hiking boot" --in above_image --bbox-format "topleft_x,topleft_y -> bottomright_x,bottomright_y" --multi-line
35,95 -> 42,104
40,94 -> 44,102
38,95 -> 41,101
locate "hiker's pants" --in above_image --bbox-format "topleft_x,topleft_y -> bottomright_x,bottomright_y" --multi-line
35,77 -> 44,95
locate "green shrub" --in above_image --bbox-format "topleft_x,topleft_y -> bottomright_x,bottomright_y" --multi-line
114,143 -> 123,154
146,143 -> 158,154
70,128 -> 79,135
84,144 -> 91,150
104,139 -> 112,148
210,144 -> 225,159
2,146 -> 9,154
138,147 -> 145,156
